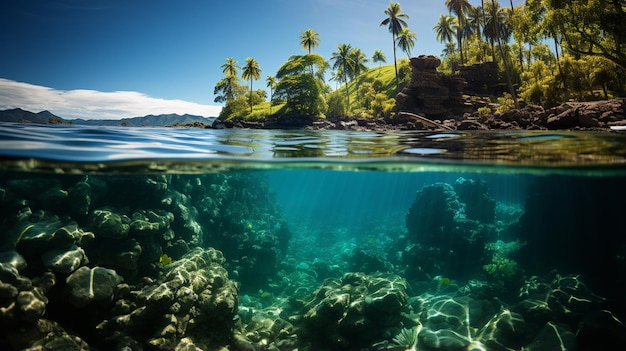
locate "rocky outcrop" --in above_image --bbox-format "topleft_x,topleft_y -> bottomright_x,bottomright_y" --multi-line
458,61 -> 501,95
455,98 -> 626,130
392,55 -> 469,120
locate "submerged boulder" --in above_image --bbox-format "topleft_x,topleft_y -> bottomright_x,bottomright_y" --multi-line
404,178 -> 497,279
97,247 -> 238,350
65,266 -> 123,308
298,272 -> 409,350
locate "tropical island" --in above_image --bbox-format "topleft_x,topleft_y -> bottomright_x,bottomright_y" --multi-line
212,1 -> 626,131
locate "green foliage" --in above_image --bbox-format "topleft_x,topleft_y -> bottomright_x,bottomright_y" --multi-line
397,58 -> 411,84
496,92 -> 515,113
483,256 -> 520,281
483,240 -> 525,281
274,73 -> 327,117
358,82 -> 376,110
519,54 -> 623,106
326,91 -> 348,119
371,93 -> 395,119
546,0 -> 626,70
276,54 -> 327,78
477,106 -> 492,116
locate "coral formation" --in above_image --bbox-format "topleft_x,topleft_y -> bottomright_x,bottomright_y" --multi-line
0,169 -> 624,350
404,177 -> 498,279
296,272 -> 409,350
0,172 -> 287,349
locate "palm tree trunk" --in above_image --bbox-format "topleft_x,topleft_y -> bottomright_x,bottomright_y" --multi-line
249,79 -> 253,113
457,28 -> 465,65
345,79 -> 350,110
393,34 -> 399,93
269,87 -> 273,115
492,0 -> 518,107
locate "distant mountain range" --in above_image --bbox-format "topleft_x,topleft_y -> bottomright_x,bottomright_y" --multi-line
0,108 -> 215,127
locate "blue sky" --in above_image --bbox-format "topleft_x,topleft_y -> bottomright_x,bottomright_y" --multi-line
0,0 -> 521,119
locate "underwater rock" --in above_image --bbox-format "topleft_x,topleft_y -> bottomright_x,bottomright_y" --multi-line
65,266 -> 123,308
405,179 -> 498,279
39,187 -> 68,209
235,307 -> 299,351
67,180 -> 92,217
41,245 -> 88,274
0,275 -> 49,324
97,247 -> 237,349
90,208 -> 130,239
514,274 -> 605,329
299,272 -> 408,350
14,216 -> 74,252
93,237 -> 142,274
0,318 -> 90,351
453,177 -> 495,222
161,188 -> 204,246
477,309 -> 526,349
419,328 -> 470,350
412,295 -> 476,351
523,322 -> 576,351
0,250 -> 27,281
577,309 -> 626,349
350,249 -> 389,273
168,173 -> 290,292
128,209 -> 174,238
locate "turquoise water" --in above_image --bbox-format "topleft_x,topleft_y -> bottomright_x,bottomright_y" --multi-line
0,122 -> 625,351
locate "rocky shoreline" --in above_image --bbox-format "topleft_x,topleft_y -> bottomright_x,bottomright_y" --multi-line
201,98 -> 626,132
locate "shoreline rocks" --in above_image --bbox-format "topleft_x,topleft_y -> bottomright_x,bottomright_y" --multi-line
207,98 -> 626,132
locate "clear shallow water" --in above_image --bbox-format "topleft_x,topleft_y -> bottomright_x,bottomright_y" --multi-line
1,121 -> 626,174
0,122 -> 625,351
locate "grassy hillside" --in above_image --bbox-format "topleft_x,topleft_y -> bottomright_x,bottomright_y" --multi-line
221,61 -> 405,121
331,60 -> 408,112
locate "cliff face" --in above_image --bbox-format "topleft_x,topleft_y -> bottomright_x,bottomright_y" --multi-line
393,55 -> 469,120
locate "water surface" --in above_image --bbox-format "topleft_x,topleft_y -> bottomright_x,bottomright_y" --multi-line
0,122 -> 624,351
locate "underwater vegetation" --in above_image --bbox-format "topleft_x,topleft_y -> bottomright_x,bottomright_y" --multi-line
0,171 -> 625,350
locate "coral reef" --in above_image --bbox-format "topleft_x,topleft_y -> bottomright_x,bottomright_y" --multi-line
296,272 -> 409,350
96,247 -> 238,349
1,169 -> 625,350
404,177 -> 498,279
0,172 -> 287,350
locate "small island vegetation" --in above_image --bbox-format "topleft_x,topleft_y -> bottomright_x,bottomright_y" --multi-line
213,0 -> 625,128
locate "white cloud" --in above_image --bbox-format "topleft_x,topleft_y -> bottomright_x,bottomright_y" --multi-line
0,78 -> 222,120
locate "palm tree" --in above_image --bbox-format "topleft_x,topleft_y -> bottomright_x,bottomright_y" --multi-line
330,43 -> 353,108
349,48 -> 369,106
396,28 -> 417,58
488,0 -> 518,106
215,58 -> 240,103
433,14 -> 457,44
372,49 -> 387,75
213,75 -> 238,103
484,1 -> 513,60
442,42 -> 457,58
241,58 -> 262,113
445,0 -> 471,64
266,75 -> 276,114
299,29 -> 320,54
380,2 -> 409,92
220,57 -> 239,77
